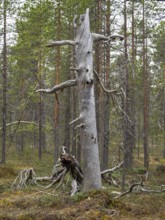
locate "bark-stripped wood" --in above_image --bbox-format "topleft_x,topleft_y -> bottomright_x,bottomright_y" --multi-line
36,80 -> 77,94
74,9 -> 102,191
36,9 -> 124,192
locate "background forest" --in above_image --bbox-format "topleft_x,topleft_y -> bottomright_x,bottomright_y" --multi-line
0,0 -> 165,182
0,0 -> 165,219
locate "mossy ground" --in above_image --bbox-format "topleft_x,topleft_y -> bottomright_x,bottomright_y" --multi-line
0,149 -> 165,220
0,187 -> 165,220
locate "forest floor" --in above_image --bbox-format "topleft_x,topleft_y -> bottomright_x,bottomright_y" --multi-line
0,149 -> 165,220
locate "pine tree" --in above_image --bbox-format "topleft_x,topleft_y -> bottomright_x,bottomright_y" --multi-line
1,0 -> 7,164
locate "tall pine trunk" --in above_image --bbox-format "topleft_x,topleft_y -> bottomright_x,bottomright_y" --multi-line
101,0 -> 111,170
142,0 -> 149,169
54,1 -> 61,162
1,0 -> 7,164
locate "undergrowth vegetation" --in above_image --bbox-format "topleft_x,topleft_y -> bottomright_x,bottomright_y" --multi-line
0,148 -> 165,219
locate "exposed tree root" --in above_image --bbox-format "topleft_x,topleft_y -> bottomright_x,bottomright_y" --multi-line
12,148 -> 123,195
12,168 -> 36,189
12,148 -> 83,195
12,151 -> 165,197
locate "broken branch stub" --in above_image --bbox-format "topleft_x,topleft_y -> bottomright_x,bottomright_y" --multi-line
92,33 -> 124,42
47,40 -> 76,47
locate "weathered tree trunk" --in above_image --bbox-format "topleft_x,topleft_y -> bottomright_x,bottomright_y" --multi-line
36,9 -> 123,192
75,9 -> 102,191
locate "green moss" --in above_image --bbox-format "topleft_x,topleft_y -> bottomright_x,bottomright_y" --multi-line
0,166 -> 16,178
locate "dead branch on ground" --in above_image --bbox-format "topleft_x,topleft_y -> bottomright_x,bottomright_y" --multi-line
12,147 -> 123,195
114,172 -> 165,199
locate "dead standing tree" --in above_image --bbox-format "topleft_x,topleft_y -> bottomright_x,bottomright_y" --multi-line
36,9 -> 123,192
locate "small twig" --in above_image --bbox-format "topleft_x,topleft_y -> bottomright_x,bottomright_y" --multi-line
75,123 -> 84,130
36,189 -> 62,197
69,115 -> 82,125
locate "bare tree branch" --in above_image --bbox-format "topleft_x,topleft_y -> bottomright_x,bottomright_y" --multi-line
36,79 -> 77,94
47,40 -> 76,47
0,121 -> 38,130
115,175 -> 145,199
92,33 -> 109,41
94,70 -> 116,94
92,33 -> 124,42
140,185 -> 165,193
101,161 -> 123,175
39,169 -> 67,189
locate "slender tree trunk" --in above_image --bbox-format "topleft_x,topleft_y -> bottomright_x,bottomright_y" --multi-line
123,0 -> 133,168
122,0 -> 127,186
95,0 -> 103,158
142,0 -> 149,169
162,89 -> 165,158
42,103 -> 46,151
137,106 -> 141,158
38,0 -> 43,159
20,132 -> 24,153
122,0 -> 136,170
64,88 -> 71,151
1,0 -> 7,164
64,24 -> 72,151
38,56 -> 43,159
70,40 -> 77,157
101,0 -> 111,170
54,1 -> 61,162
131,0 -> 136,152
122,0 -> 133,191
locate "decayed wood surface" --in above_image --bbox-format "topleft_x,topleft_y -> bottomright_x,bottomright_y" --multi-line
74,9 -> 102,191
36,8 -> 124,192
